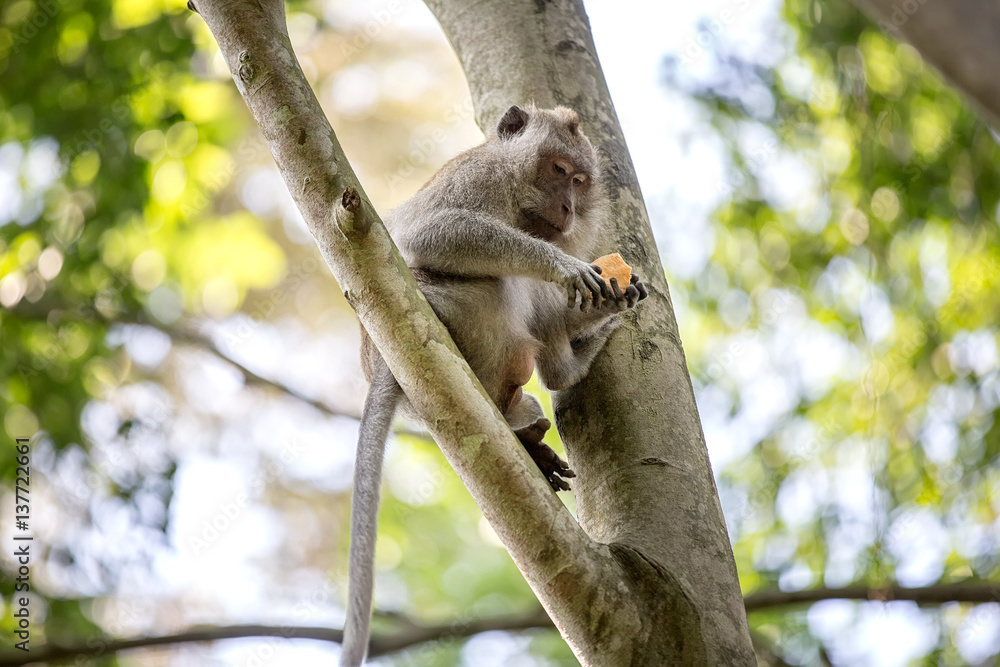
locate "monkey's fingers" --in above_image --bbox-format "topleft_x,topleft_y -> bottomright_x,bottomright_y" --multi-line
609,277 -> 624,298
566,285 -> 578,310
630,274 -> 649,301
608,278 -> 628,312
562,275 -> 585,310
574,279 -> 592,313
591,265 -> 612,300
624,284 -> 640,308
580,270 -> 606,312
547,452 -> 576,492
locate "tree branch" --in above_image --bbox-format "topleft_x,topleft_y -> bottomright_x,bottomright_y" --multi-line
0,609 -> 552,666
164,319 -> 431,439
189,0 -> 609,659
744,582 -> 1000,611
749,629 -> 795,667
12,298 -> 431,438
162,319 -> 363,417
6,582 -> 996,665
422,0 -> 753,662
851,0 -> 1000,125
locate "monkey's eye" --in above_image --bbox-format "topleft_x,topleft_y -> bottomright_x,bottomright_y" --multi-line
573,175 -> 587,186
553,162 -> 569,176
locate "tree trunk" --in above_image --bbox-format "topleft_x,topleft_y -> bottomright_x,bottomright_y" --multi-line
423,1 -> 753,663
191,0 -> 753,662
851,0 -> 1000,125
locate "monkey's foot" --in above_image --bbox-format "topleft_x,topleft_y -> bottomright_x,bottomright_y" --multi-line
522,439 -> 576,492
513,418 -> 575,491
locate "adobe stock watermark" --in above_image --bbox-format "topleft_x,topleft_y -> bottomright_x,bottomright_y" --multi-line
384,97 -> 476,198
681,0 -> 754,66
218,255 -> 322,349
60,63 -> 173,169
704,290 -> 794,381
235,576 -> 338,666
187,438 -> 307,556
7,0 -> 58,56
393,466 -> 446,524
73,599 -> 151,665
876,0 -> 931,35
339,0 -> 404,58
717,136 -> 779,199
179,134 -> 268,220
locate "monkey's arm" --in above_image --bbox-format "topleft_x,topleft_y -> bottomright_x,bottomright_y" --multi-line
396,209 -> 608,310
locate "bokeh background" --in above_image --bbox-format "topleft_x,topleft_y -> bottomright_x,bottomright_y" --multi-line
1,0 -> 999,664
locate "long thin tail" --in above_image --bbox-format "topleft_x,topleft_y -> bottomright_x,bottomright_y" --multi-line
341,356 -> 402,667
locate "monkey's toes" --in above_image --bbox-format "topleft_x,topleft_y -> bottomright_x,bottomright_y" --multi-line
515,418 -> 551,446
522,440 -> 575,492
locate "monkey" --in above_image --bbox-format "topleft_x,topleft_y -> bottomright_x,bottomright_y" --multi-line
341,105 -> 647,667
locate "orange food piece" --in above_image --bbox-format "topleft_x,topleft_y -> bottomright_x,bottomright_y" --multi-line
592,253 -> 632,290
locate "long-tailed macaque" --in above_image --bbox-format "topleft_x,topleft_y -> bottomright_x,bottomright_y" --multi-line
342,105 -> 647,666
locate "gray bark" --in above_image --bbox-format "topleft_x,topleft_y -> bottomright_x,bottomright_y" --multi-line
191,0 -> 752,663
423,0 -> 753,663
851,0 -> 1000,126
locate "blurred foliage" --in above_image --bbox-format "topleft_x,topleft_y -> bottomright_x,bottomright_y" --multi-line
0,0 -> 203,656
667,0 -> 1000,663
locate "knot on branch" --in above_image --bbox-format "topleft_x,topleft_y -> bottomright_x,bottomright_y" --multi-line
342,187 -> 361,212
640,457 -> 669,467
238,50 -> 254,82
335,186 -> 369,236
556,40 -> 586,54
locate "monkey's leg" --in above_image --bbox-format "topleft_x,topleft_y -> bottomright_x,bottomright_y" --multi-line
506,394 -> 575,492
538,316 -> 622,391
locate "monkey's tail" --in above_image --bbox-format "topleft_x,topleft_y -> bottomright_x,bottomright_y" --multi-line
341,356 -> 402,667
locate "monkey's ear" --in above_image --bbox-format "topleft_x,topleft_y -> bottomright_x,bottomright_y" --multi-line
497,105 -> 530,139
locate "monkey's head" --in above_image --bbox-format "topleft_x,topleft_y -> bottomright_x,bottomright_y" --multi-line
492,105 -> 604,246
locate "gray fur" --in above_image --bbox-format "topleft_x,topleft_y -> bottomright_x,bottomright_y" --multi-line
342,357 -> 400,667
342,105 -> 646,666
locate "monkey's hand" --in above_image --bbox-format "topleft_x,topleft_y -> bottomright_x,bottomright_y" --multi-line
553,256 -> 610,313
515,417 -> 576,492
603,273 -> 649,312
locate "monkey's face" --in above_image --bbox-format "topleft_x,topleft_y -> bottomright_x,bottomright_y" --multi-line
520,154 -> 592,242
494,104 -> 601,244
